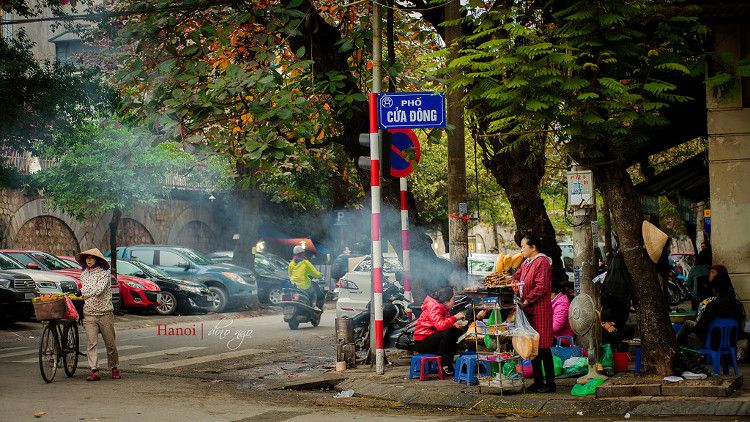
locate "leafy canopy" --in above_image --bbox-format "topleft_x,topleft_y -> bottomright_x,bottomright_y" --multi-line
447,0 -> 705,162
33,123 -> 200,219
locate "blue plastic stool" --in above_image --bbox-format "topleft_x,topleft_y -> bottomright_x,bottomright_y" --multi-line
409,354 -> 444,380
454,354 -> 492,385
700,318 -> 740,375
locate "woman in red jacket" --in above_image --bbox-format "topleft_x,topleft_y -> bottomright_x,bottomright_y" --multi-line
413,286 -> 466,375
512,232 -> 555,393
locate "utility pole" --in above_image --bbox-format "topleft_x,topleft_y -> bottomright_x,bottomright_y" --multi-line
445,0 -> 468,271
369,0 -> 385,375
568,164 -> 606,384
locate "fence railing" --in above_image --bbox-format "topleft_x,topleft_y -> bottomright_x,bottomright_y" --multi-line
1,150 -> 213,191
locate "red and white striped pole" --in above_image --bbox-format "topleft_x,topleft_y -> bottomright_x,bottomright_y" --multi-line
400,177 -> 413,312
369,92 -> 385,375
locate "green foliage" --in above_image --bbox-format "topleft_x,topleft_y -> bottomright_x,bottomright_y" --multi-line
446,0 -> 706,163
32,124 -> 200,220
0,34 -> 114,153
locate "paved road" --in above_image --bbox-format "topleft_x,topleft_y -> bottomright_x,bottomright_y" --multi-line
0,307 -> 485,421
0,307 -> 337,379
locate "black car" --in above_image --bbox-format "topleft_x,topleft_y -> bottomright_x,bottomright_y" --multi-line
115,259 -> 213,315
208,251 -> 290,305
0,270 -> 36,325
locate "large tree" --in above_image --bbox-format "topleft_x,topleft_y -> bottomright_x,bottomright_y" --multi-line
448,0 -> 708,374
33,123 -> 206,298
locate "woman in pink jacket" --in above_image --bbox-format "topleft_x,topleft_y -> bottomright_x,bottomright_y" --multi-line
413,286 -> 466,375
551,283 -> 574,344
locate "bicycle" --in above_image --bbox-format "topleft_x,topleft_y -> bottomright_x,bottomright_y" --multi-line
38,317 -> 84,383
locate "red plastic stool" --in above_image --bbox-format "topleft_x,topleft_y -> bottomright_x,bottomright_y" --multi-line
409,355 -> 444,381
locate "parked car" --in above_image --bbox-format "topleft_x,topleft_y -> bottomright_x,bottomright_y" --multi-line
0,269 -> 37,324
208,251 -> 289,304
335,253 -> 403,319
111,245 -> 258,312
0,252 -> 80,296
115,259 -> 213,315
1,250 -> 121,312
99,259 -> 160,312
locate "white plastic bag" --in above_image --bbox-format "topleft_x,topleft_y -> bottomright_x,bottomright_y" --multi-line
510,305 -> 539,360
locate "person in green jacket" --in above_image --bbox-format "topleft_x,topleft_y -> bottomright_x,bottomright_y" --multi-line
288,245 -> 323,311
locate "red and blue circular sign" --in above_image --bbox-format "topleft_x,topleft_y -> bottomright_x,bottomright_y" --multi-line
388,129 -> 421,177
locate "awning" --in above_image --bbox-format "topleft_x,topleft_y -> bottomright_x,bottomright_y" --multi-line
635,152 -> 709,203
265,237 -> 320,254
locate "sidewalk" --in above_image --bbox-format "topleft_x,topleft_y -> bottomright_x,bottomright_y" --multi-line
273,361 -> 750,418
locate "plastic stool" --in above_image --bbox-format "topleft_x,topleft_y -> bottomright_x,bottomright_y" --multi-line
454,354 -> 492,385
409,354 -> 444,381
634,346 -> 642,374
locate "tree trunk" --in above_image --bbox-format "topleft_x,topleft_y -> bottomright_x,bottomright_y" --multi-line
231,187 -> 259,271
230,163 -> 259,270
602,189 -> 613,261
599,165 -> 676,375
445,0 -> 468,271
482,139 -> 567,285
109,208 -> 121,281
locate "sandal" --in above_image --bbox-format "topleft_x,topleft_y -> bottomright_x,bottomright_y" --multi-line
111,368 -> 121,379
87,371 -> 101,381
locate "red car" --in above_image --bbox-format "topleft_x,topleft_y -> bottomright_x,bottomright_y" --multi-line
57,255 -> 162,311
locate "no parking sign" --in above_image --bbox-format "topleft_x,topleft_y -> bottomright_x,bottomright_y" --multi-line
388,129 -> 420,177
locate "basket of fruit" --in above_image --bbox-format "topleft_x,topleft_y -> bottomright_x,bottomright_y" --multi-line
32,294 -> 67,321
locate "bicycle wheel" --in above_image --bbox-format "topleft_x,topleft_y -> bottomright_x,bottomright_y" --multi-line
39,323 -> 59,383
62,321 -> 79,377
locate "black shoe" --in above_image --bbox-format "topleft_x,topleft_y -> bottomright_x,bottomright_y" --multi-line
536,384 -> 556,393
527,382 -> 544,392
442,366 -> 454,376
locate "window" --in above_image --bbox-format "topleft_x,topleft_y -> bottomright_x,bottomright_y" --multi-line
0,254 -> 23,270
116,261 -> 139,276
159,251 -> 184,267
6,253 -> 37,268
129,249 -> 155,265
33,252 -> 68,270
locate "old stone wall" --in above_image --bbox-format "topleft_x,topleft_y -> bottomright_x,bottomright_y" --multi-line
0,188 -> 227,256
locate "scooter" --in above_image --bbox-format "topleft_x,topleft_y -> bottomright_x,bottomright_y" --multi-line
279,281 -> 325,330
352,282 -> 411,353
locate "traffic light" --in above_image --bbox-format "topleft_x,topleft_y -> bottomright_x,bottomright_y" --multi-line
357,132 -> 390,174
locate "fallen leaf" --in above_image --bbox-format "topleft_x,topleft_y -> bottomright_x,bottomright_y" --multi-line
33,410 -> 46,418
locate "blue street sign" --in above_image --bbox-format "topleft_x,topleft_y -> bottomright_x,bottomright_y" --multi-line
377,92 -> 446,129
704,217 -> 711,233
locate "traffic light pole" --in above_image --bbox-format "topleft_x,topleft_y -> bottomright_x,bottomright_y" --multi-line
370,0 -> 385,375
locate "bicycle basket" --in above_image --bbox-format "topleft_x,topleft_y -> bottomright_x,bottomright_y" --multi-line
33,297 -> 66,320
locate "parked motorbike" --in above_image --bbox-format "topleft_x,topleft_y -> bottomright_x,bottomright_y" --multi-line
279,281 -> 325,330
351,282 -> 411,354
667,271 -> 691,306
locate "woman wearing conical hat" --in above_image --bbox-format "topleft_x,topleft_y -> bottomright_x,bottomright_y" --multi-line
77,248 -> 120,381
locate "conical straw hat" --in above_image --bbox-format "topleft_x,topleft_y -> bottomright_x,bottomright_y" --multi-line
642,221 -> 668,264
75,248 -> 110,270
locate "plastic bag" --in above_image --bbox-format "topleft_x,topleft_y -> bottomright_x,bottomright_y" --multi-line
509,305 -> 539,360
600,343 -> 613,369
502,361 -> 517,377
484,309 -> 502,350
553,355 -> 563,377
63,296 -> 79,321
570,378 -> 605,396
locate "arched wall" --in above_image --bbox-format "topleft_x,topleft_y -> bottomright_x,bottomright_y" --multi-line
6,199 -> 87,250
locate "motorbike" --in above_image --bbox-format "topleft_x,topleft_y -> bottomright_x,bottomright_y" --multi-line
351,282 -> 412,354
666,270 -> 692,306
352,287 -> 479,356
279,280 -> 325,330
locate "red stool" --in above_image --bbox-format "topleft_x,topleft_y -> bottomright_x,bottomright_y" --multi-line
409,354 -> 446,380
